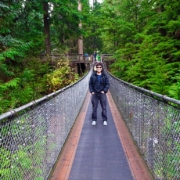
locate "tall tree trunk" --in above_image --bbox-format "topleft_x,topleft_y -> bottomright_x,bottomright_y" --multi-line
43,2 -> 51,56
78,0 -> 83,61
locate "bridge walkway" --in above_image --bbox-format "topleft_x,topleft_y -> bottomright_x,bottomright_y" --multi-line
50,92 -> 153,180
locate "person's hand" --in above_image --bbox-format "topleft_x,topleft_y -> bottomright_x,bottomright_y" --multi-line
92,92 -> 95,94
101,91 -> 104,94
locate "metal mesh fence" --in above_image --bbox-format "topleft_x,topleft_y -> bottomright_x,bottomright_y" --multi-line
0,71 -> 91,180
108,73 -> 180,180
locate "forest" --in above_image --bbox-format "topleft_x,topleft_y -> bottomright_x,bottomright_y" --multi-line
0,0 -> 180,114
99,0 -> 180,101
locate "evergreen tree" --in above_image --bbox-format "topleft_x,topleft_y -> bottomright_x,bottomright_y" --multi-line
99,0 -> 180,100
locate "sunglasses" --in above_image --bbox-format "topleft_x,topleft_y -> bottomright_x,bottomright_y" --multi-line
96,66 -> 102,68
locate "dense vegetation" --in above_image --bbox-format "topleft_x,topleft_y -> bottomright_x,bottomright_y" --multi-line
0,0 -> 179,114
0,0 -> 88,114
96,0 -> 180,100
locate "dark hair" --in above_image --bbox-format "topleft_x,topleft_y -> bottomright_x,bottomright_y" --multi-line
95,62 -> 103,68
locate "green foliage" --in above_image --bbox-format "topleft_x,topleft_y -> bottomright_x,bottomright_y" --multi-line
46,58 -> 79,92
50,0 -> 84,53
0,56 -> 79,114
0,60 -> 39,113
154,110 -> 180,179
0,115 -> 51,180
0,0 -> 88,114
82,1 -> 103,53
99,0 -> 180,100
0,0 -> 87,113
168,70 -> 180,100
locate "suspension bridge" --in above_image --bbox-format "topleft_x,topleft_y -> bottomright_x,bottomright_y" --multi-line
0,59 -> 180,180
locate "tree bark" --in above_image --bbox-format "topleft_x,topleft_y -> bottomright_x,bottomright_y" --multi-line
78,0 -> 83,61
43,2 -> 51,56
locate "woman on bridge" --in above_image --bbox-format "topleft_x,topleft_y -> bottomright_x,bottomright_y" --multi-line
89,62 -> 110,125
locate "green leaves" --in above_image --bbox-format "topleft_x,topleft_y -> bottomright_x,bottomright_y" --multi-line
1,78 -> 20,90
46,59 -> 79,92
167,17 -> 180,32
99,0 -> 180,100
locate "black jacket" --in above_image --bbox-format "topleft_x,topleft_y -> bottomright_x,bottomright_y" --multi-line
89,72 -> 110,93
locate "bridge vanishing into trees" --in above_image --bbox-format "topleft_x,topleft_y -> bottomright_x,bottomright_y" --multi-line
0,62 -> 180,180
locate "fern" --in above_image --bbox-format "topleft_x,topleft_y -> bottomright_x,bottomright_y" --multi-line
0,78 -> 20,91
0,2 -> 9,9
0,35 -> 21,46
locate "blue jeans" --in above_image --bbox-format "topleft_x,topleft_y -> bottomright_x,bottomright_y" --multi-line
91,93 -> 107,121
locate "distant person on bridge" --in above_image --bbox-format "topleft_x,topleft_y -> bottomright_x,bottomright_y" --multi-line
84,53 -> 89,61
96,51 -> 101,62
89,62 -> 110,126
93,51 -> 97,61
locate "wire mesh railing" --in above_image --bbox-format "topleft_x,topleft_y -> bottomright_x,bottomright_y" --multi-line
0,71 -> 91,180
41,54 -> 93,62
108,73 -> 180,180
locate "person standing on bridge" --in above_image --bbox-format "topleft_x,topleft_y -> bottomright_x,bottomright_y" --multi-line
96,51 -> 101,62
89,62 -> 110,126
93,51 -> 97,61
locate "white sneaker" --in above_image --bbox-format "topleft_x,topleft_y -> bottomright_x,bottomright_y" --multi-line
92,121 -> 96,125
103,121 -> 107,125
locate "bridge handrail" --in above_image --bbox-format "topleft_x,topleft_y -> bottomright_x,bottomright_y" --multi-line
108,72 -> 180,106
0,71 -> 91,180
41,54 -> 93,62
108,71 -> 180,180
